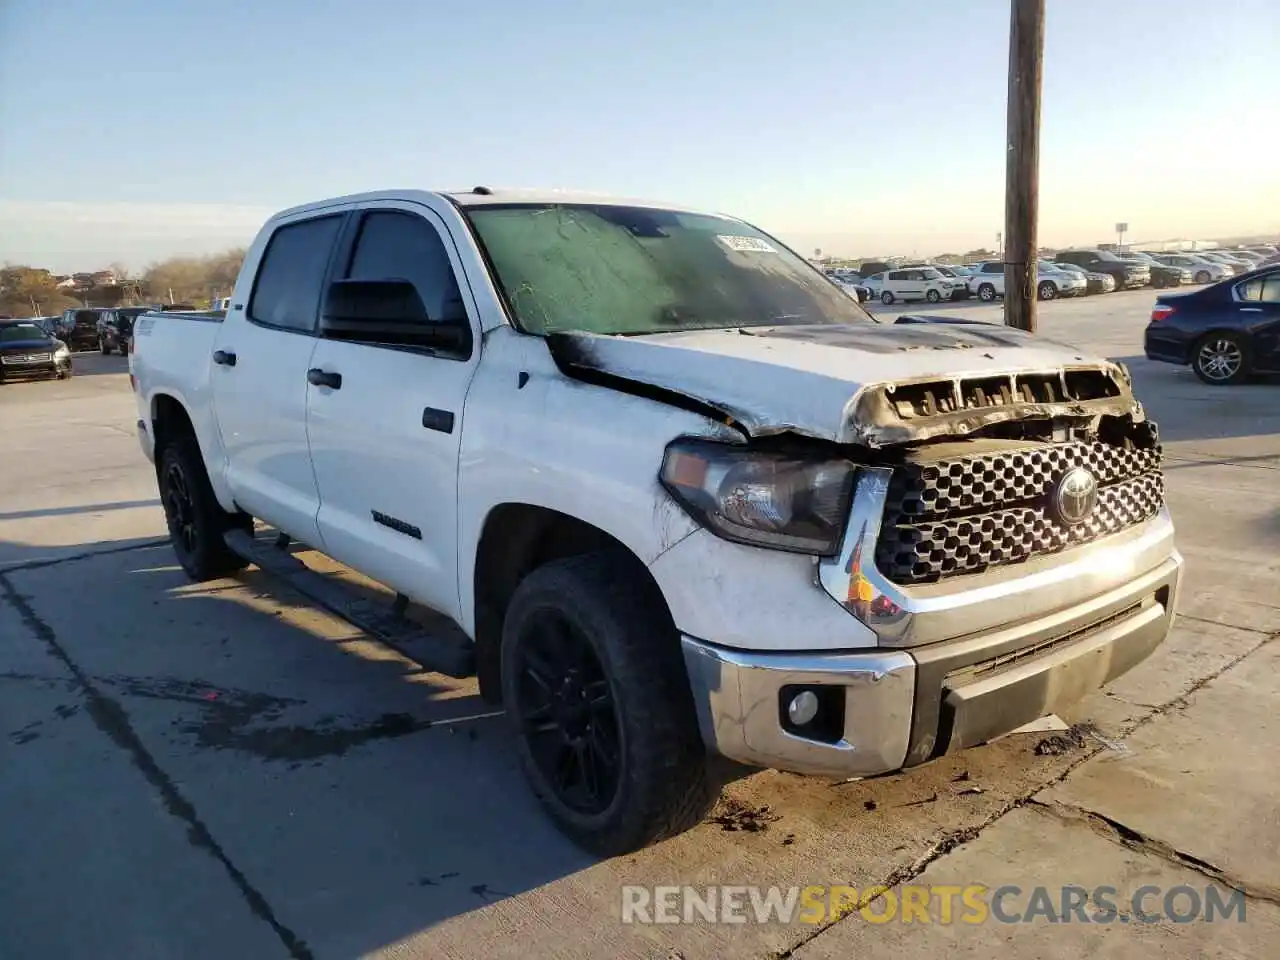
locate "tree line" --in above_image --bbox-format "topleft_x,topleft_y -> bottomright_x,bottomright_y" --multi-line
0,249 -> 246,318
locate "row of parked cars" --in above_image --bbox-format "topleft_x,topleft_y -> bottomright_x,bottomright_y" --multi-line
828,244 -> 1280,307
27,304 -> 198,355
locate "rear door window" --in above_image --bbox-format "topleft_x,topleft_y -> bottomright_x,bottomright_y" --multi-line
249,215 -> 344,332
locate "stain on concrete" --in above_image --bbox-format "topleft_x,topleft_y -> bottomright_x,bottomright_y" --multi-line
1033,721 -> 1098,756
9,721 -> 42,745
103,674 -> 433,761
709,796 -> 781,833
0,575 -> 314,960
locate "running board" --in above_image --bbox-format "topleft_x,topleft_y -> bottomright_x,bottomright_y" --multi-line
223,528 -> 475,679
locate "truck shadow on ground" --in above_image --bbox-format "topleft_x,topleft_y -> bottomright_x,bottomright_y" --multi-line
1,538 -> 597,956
0,535 -> 1163,958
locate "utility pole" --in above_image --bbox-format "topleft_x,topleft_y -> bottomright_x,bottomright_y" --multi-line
1003,0 -> 1045,332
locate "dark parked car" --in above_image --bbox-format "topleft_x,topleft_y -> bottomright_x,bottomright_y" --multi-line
58,307 -> 107,350
1053,261 -> 1116,294
0,319 -> 73,383
1118,251 -> 1190,288
1055,249 -> 1150,289
96,306 -> 152,355
1144,266 -> 1280,385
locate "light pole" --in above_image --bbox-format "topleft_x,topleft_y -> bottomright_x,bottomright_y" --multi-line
1003,0 -> 1045,333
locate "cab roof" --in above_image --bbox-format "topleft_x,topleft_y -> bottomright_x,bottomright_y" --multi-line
269,187 -> 712,222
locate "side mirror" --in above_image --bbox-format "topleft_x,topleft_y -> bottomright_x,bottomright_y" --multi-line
320,279 -> 471,353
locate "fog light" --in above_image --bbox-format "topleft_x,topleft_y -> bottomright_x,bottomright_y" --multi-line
787,690 -> 820,726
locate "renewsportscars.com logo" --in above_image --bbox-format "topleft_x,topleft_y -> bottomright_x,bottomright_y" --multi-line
620,884 -> 1248,926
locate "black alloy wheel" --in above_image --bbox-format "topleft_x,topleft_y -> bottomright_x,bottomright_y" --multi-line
511,608 -> 621,816
157,435 -> 251,580
164,459 -> 199,560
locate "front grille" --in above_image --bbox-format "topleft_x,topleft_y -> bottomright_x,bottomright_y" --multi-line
1,353 -> 52,365
876,440 -> 1164,584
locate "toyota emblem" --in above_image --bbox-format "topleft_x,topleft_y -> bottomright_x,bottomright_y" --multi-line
1051,467 -> 1098,526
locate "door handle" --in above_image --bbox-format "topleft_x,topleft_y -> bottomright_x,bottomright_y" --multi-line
307,368 -> 342,389
1240,307 -> 1263,313
212,349 -> 236,367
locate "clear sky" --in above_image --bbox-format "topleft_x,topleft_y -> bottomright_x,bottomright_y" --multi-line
2,0 -> 1277,271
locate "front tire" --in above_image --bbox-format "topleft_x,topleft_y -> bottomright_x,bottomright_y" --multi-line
1037,281 -> 1056,301
925,289 -> 941,303
880,290 -> 895,305
1195,270 -> 1210,284
158,435 -> 252,580
501,552 -> 718,856
99,338 -> 110,354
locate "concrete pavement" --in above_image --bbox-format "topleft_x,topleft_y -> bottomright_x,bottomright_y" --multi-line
1,297 -> 1277,959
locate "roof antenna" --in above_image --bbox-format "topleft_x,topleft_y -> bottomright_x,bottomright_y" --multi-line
472,185 -> 493,196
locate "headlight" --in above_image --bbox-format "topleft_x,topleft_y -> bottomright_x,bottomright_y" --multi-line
55,343 -> 70,357
660,439 -> 855,555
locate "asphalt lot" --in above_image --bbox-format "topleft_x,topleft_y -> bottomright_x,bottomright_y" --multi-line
2,288 -> 1278,959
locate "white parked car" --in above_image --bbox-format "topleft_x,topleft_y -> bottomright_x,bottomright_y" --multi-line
1150,254 -> 1230,284
1195,252 -> 1251,275
872,267 -> 963,305
130,187 -> 1181,855
967,261 -> 1086,301
827,275 -> 871,303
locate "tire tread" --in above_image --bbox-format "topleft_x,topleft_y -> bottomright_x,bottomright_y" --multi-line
502,551 -> 718,855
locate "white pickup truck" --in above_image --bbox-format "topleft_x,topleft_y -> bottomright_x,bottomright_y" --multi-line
131,188 -> 1182,855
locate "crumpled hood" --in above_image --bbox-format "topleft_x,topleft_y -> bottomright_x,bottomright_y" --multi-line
548,320 -> 1136,445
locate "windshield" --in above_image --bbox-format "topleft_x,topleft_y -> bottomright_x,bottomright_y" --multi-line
1092,251 -> 1122,262
921,268 -> 943,279
463,203 -> 875,335
0,323 -> 46,343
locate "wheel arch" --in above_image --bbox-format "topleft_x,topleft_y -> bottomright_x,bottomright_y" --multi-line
149,391 -> 237,512
470,503 -> 675,704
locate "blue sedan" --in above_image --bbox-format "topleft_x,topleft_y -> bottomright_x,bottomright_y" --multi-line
1144,265 -> 1280,385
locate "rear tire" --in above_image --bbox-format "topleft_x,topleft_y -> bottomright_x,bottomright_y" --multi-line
880,291 -> 895,305
500,552 -> 719,856
158,434 -> 252,580
1192,332 -> 1250,386
978,283 -> 996,302
99,338 -> 110,354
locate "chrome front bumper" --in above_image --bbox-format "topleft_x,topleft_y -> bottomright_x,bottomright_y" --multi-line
682,549 -> 1180,777
682,465 -> 1183,779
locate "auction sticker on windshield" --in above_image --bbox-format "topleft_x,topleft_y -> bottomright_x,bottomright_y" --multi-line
717,235 -> 777,254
